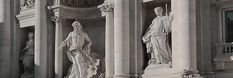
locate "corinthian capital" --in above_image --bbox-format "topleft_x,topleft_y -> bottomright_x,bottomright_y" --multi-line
98,2 -> 114,16
51,15 -> 64,22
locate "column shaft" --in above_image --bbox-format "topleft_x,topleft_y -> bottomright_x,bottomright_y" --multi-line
114,0 -> 130,77
35,0 -> 48,78
54,16 -> 63,78
172,0 -> 191,69
105,12 -> 114,78
172,0 -> 197,71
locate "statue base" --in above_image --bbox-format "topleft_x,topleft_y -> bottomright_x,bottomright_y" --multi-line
20,72 -> 34,78
142,64 -> 203,78
142,64 -> 178,78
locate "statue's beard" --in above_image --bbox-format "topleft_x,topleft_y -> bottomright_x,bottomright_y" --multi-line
74,29 -> 81,34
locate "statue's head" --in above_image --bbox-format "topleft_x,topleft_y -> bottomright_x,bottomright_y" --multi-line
28,32 -> 34,39
154,7 -> 163,16
72,21 -> 83,32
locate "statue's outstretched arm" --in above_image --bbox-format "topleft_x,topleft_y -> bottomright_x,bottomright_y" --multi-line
58,33 -> 71,52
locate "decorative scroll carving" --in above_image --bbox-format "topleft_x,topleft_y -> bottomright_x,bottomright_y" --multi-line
20,0 -> 35,10
181,67 -> 203,78
98,2 -> 114,16
51,16 -> 64,23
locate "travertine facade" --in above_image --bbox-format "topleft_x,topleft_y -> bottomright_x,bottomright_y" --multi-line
1,0 -> 233,78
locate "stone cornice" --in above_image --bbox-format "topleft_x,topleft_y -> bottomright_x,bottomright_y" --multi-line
212,0 -> 233,8
48,5 -> 102,19
16,8 -> 35,28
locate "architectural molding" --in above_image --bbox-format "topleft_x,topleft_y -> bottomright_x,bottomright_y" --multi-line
16,8 -> 35,28
212,0 -> 233,8
49,5 -> 102,19
60,0 -> 104,8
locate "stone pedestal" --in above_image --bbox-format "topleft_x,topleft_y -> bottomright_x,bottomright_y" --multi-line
142,69 -> 181,78
142,64 -> 179,78
144,64 -> 171,70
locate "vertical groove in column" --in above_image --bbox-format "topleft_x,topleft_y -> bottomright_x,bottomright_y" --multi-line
114,0 -> 130,77
172,0 -> 192,70
35,0 -> 48,77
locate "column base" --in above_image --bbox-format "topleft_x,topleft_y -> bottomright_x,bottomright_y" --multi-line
106,75 -> 114,78
143,74 -> 181,78
114,74 -> 130,78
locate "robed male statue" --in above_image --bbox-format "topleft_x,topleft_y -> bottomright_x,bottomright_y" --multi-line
142,7 -> 173,65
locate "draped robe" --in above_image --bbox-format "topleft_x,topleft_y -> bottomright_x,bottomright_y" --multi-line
142,16 -> 172,64
64,31 -> 99,78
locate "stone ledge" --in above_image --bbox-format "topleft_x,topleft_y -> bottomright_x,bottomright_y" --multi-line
142,64 -> 180,78
16,8 -> 35,28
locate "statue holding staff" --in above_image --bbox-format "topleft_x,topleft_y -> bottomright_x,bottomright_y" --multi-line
142,7 -> 173,64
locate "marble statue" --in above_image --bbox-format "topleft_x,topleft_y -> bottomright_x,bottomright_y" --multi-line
59,21 -> 99,78
19,32 -> 34,78
142,7 -> 173,64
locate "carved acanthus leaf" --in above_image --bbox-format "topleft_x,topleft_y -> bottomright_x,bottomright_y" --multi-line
98,2 -> 114,16
20,0 -> 35,10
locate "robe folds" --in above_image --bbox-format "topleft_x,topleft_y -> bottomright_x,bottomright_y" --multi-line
142,16 -> 172,64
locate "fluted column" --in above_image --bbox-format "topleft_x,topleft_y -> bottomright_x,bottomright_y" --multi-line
98,2 -> 114,78
172,0 -> 191,69
113,0 -> 130,78
172,0 -> 201,77
35,0 -> 48,78
53,14 -> 64,78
